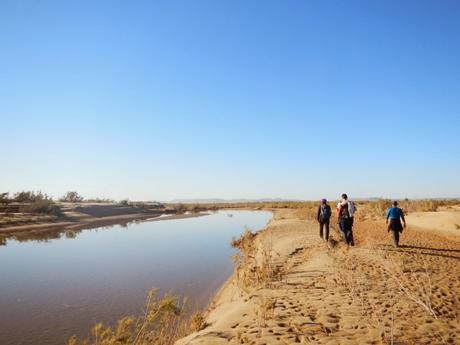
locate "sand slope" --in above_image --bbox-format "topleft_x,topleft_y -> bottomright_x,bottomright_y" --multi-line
177,209 -> 460,345
405,208 -> 460,236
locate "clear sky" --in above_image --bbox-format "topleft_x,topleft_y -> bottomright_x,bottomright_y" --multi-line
1,1 -> 459,201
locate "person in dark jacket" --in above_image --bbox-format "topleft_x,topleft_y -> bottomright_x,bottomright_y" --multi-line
386,201 -> 406,247
317,199 -> 331,241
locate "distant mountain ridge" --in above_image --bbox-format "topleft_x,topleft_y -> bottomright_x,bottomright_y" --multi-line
166,198 -> 303,204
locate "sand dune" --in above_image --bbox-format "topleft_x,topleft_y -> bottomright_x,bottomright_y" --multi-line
405,207 -> 460,236
177,209 -> 460,345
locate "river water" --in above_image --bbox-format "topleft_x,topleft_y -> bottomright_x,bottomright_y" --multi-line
0,210 -> 272,345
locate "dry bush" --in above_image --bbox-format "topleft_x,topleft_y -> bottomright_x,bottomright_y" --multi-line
189,312 -> 206,332
231,229 -> 282,292
119,199 -> 131,207
60,191 -> 84,203
68,289 -> 199,345
255,296 -> 276,328
0,192 -> 10,204
377,253 -> 438,319
14,190 -> 49,203
21,197 -> 61,215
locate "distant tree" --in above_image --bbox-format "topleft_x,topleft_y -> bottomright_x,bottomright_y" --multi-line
60,191 -> 84,203
119,199 -> 130,206
14,191 -> 48,202
0,192 -> 9,204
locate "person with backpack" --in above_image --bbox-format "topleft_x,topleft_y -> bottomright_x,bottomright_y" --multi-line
317,199 -> 331,241
337,193 -> 356,246
386,201 -> 406,247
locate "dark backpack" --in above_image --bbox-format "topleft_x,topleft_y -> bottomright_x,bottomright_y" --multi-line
320,205 -> 331,221
340,204 -> 350,219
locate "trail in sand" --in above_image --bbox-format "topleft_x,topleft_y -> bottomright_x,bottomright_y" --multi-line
177,208 -> 460,345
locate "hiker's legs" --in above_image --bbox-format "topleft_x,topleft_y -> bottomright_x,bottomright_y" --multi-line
319,221 -> 324,239
391,230 -> 399,247
348,229 -> 354,246
349,217 -> 355,245
339,219 -> 349,244
345,220 -> 353,245
325,220 -> 330,241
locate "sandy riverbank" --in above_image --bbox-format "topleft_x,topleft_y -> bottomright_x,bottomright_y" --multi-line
0,204 -> 205,242
176,208 -> 460,345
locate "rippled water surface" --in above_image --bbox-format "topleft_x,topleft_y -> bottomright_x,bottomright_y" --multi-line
0,210 -> 272,345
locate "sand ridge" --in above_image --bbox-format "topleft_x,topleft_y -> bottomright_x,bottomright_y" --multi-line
176,209 -> 460,345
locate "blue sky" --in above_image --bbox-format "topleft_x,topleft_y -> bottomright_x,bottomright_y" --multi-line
1,0 -> 459,201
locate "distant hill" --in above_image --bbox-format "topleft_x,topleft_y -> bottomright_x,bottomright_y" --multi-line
167,198 -> 304,204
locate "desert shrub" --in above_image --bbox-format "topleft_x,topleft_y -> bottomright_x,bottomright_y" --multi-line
231,229 -> 280,290
0,192 -> 11,205
21,198 -> 61,215
68,289 -> 197,345
231,229 -> 256,252
189,312 -> 206,332
119,199 -> 130,206
14,191 -> 44,202
60,191 -> 84,203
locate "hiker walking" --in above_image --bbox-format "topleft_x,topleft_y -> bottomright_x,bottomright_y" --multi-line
317,199 -> 331,241
386,201 -> 406,247
337,193 -> 356,246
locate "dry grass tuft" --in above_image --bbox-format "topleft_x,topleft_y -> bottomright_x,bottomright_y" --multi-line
231,228 -> 282,292
189,312 -> 206,332
67,289 -> 200,345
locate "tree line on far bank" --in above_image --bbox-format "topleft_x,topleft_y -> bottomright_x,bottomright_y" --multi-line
0,191 -> 166,215
0,191 -> 115,215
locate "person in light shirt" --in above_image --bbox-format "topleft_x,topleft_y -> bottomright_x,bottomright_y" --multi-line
337,193 -> 356,246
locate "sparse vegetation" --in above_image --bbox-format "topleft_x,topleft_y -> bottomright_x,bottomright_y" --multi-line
119,199 -> 130,206
67,289 -> 202,345
21,197 -> 62,215
0,192 -> 10,204
60,191 -> 84,203
14,190 -> 46,202
231,228 -> 281,292
189,312 -> 206,332
356,198 -> 460,220
12,191 -> 62,215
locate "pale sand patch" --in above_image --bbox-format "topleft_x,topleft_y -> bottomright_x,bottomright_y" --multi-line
406,209 -> 460,236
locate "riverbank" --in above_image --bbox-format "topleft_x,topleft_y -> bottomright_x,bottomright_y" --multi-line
0,203 -> 205,242
176,208 -> 460,345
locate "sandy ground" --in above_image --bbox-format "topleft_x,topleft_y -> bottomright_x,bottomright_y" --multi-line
177,209 -> 460,345
405,208 -> 460,236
